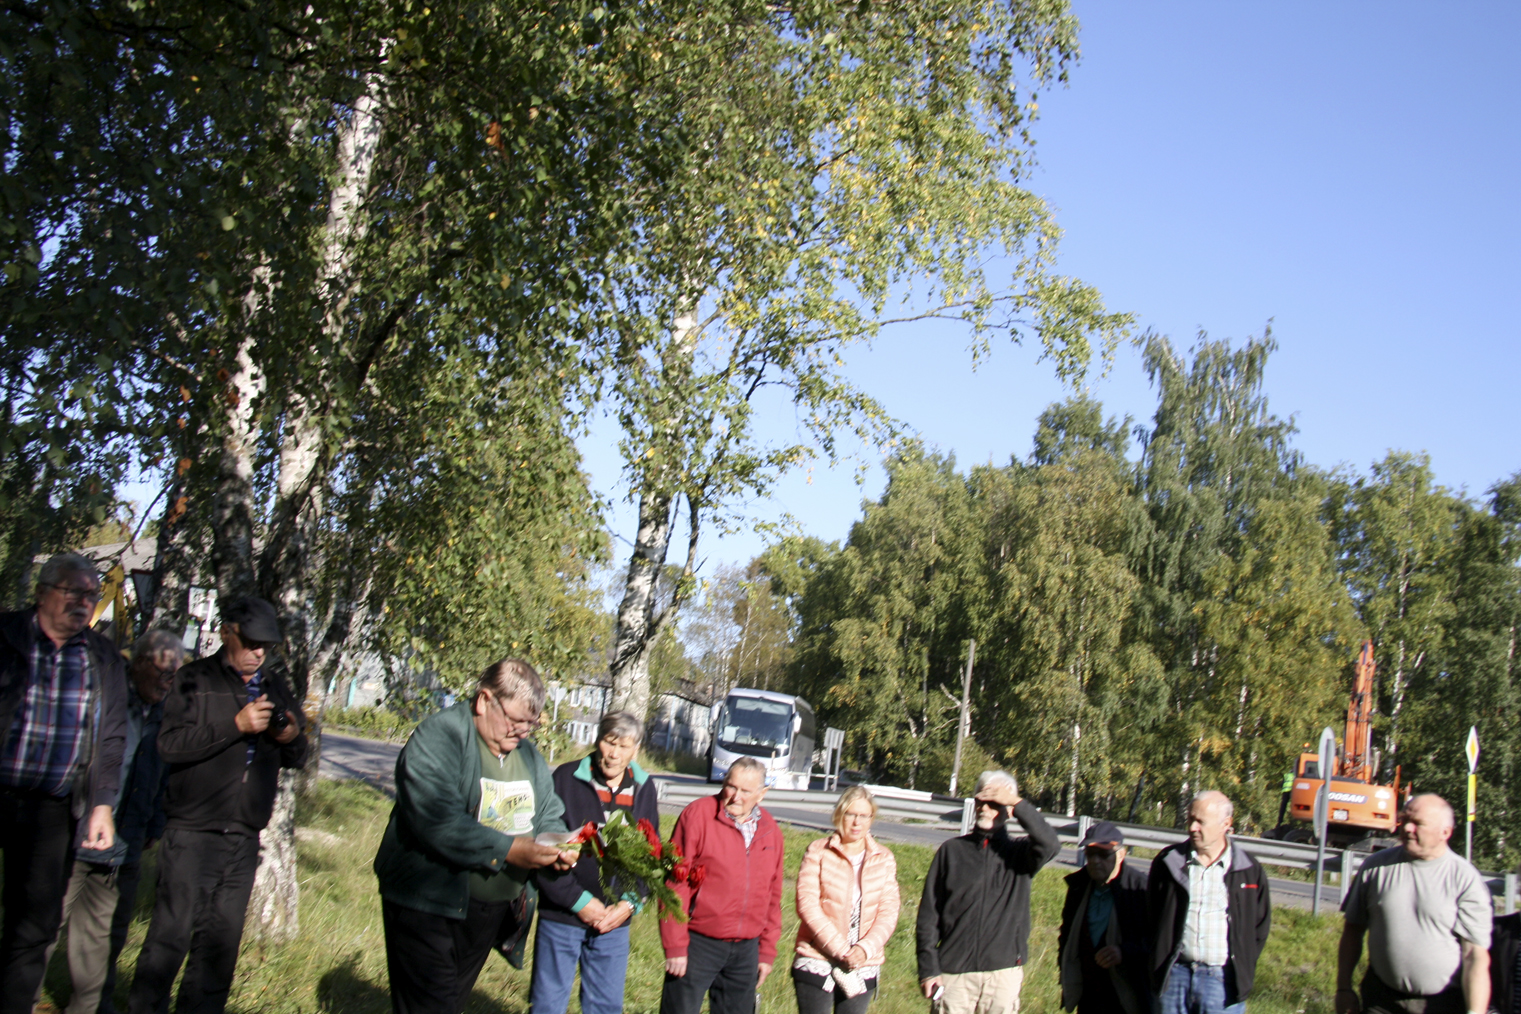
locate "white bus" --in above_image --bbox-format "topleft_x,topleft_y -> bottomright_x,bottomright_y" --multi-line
708,689 -> 817,790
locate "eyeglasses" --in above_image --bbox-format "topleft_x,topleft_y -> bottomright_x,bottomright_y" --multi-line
493,695 -> 541,732
842,811 -> 874,823
974,798 -> 1003,811
43,583 -> 101,603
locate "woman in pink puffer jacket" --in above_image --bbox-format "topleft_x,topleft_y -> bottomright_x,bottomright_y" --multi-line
792,787 -> 902,1014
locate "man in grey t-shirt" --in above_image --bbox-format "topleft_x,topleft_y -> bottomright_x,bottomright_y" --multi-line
1335,794 -> 1492,1014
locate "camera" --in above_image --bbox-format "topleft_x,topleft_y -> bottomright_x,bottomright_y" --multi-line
269,707 -> 291,735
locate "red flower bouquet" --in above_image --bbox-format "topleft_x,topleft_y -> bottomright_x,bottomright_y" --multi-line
593,812 -> 705,921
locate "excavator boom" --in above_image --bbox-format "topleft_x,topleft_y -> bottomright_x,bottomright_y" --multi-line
1342,641 -> 1376,781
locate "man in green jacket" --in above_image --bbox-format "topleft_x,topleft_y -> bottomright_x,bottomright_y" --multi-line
374,658 -> 577,1014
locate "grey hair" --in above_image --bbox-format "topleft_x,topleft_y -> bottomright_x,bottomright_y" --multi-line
974,769 -> 1019,798
1406,793 -> 1456,830
1193,790 -> 1234,821
597,710 -> 644,744
475,658 -> 546,715
725,756 -> 768,781
133,629 -> 185,663
35,553 -> 100,594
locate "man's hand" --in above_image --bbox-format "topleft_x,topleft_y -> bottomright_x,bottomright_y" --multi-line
235,695 -> 274,735
757,962 -> 773,987
272,710 -> 302,744
505,836 -> 569,870
1093,944 -> 1122,969
593,900 -> 633,933
79,804 -> 115,851
1334,989 -> 1361,1014
665,956 -> 688,978
552,848 -> 579,871
982,780 -> 1021,808
921,976 -> 944,999
842,945 -> 868,970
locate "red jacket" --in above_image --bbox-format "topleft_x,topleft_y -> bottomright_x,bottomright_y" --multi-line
659,794 -> 786,964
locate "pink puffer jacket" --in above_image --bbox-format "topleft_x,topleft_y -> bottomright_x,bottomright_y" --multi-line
794,832 -> 901,964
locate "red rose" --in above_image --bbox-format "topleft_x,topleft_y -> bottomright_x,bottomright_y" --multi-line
671,859 -> 691,883
687,863 -> 707,889
568,821 -> 599,846
637,818 -> 661,850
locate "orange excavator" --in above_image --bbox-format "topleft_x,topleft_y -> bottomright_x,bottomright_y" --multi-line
1286,641 -> 1408,848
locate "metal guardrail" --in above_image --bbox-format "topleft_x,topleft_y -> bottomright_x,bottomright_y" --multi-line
655,777 -> 1518,911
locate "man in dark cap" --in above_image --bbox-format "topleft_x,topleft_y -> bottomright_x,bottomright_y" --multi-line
1058,821 -> 1150,1014
128,596 -> 307,1014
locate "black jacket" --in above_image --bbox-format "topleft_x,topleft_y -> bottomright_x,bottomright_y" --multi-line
114,685 -> 168,864
1147,839 -> 1272,998
158,649 -> 307,834
1491,912 -> 1520,1014
0,608 -> 128,817
537,754 -> 661,926
916,800 -> 1060,978
1058,862 -> 1151,1009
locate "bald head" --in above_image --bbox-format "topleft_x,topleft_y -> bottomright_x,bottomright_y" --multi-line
1407,793 -> 1455,829
1399,793 -> 1456,861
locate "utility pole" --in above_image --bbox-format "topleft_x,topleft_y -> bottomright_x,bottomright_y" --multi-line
949,640 -> 976,797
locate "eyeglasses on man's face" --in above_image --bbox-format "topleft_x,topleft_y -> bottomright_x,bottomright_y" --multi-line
43,582 -> 101,603
493,695 -> 541,732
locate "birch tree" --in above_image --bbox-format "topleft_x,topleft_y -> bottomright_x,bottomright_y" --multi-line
603,0 -> 1132,716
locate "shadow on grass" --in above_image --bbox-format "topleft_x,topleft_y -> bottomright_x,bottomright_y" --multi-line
315,954 -> 524,1014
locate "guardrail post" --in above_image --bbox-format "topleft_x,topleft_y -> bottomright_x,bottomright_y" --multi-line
960,798 -> 974,835
1077,815 -> 1092,845
656,780 -> 668,805
1339,850 -> 1352,905
1507,872 -> 1517,915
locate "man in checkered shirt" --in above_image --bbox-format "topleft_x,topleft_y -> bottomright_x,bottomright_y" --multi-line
1148,791 -> 1272,1014
0,552 -> 129,1014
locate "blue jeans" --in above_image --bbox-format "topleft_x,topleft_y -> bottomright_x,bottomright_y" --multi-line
1156,962 -> 1245,1014
529,917 -> 631,1014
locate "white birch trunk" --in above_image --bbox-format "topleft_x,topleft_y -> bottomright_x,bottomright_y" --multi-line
608,305 -> 701,717
248,75 -> 384,943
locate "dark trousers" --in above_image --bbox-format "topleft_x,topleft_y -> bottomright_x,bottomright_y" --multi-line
127,828 -> 260,1014
1361,969 -> 1467,1014
661,932 -> 760,1014
792,972 -> 876,1014
100,859 -> 145,1014
382,896 -> 517,1014
0,788 -> 77,1014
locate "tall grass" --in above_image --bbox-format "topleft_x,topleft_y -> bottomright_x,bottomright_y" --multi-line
34,781 -> 1354,1014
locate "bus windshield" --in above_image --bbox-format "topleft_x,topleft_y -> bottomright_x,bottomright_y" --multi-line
718,697 -> 793,756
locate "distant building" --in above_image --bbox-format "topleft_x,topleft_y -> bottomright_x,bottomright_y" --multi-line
648,678 -> 719,756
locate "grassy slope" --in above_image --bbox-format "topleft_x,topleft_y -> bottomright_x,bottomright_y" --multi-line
40,781 -> 1353,1014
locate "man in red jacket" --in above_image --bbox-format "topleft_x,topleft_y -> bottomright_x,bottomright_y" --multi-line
660,756 -> 785,1014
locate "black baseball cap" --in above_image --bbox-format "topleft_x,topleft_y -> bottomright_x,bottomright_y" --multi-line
221,597 -> 282,643
1079,820 -> 1125,849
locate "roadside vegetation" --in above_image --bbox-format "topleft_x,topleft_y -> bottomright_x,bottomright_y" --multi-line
35,781 -> 1356,1014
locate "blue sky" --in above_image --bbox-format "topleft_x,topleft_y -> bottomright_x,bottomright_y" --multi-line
582,0 -> 1521,575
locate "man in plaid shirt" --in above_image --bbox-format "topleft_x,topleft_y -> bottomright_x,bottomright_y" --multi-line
1148,791 -> 1272,1014
0,552 -> 129,1014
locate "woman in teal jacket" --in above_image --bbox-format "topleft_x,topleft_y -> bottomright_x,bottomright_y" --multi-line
373,659 -> 578,1014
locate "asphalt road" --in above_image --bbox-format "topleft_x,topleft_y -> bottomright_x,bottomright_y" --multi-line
319,732 -> 1337,910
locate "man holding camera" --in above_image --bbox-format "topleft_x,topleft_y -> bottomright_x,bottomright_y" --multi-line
128,597 -> 306,1014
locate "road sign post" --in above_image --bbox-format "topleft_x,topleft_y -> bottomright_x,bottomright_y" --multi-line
1312,726 -> 1336,917
1465,726 -> 1480,862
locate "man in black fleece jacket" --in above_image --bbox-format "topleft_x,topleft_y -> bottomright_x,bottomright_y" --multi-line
917,770 -> 1059,1014
128,597 -> 306,1014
